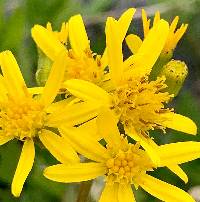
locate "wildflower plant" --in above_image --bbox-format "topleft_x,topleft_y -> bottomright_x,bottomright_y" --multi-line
0,50 -> 98,197
126,9 -> 189,82
63,12 -> 196,164
0,6 -> 199,202
45,110 -> 200,202
31,9 -> 136,90
128,9 -> 188,56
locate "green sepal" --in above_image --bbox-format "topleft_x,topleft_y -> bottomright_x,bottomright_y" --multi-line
36,48 -> 52,86
150,51 -> 173,80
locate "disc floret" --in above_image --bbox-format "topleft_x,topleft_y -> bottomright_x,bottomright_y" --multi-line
111,77 -> 173,134
66,48 -> 104,84
0,97 -> 46,140
106,138 -> 154,184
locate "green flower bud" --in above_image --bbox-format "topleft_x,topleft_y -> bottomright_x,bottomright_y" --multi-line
150,51 -> 173,80
158,59 -> 188,97
36,48 -> 52,86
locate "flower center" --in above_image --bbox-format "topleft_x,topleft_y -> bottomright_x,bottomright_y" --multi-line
65,48 -> 104,84
106,143 -> 153,184
111,77 -> 172,134
0,98 -> 46,140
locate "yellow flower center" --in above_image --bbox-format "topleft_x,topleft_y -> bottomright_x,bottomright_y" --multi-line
65,48 -> 104,84
106,142 -> 153,184
0,98 -> 46,140
111,77 -> 172,134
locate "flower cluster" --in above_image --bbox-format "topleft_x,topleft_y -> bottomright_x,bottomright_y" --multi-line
0,7 -> 199,202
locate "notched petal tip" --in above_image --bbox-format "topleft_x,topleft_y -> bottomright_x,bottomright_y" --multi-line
31,24 -> 44,36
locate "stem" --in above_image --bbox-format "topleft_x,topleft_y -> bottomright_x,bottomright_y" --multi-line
76,180 -> 93,202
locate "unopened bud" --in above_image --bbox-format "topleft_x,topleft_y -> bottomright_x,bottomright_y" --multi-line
158,59 -> 188,97
36,48 -> 52,86
150,51 -> 173,80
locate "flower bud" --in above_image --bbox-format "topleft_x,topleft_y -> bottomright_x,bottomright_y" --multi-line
150,51 -> 173,80
158,59 -> 188,97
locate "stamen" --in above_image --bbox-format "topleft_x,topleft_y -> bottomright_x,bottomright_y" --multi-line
111,77 -> 172,134
65,48 -> 104,84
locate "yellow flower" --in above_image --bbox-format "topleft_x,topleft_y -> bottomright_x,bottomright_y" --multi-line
126,9 -> 188,55
31,8 -> 136,88
44,111 -> 199,202
0,50 -> 98,197
46,21 -> 68,44
63,17 -> 196,164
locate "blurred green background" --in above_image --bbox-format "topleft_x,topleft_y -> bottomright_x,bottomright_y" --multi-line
1,0 -> 200,201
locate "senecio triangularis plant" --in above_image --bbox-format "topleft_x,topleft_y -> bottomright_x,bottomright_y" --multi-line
0,7 -> 199,202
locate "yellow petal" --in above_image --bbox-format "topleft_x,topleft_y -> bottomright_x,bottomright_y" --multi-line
28,87 -> 43,95
44,162 -> 106,183
101,49 -> 108,69
158,141 -> 200,166
99,183 -> 119,202
117,8 -> 136,41
0,135 -> 13,145
68,14 -> 89,55
40,51 -> 68,107
46,97 -> 77,113
118,184 -> 136,202
125,34 -> 142,54
58,22 -> 68,44
99,8 -> 136,71
172,24 -> 188,49
127,130 -> 160,165
100,76 -> 115,92
124,20 -> 169,77
31,25 -> 66,60
59,126 -> 110,162
169,16 -> 179,37
159,112 -> 197,135
153,11 -> 160,26
167,164 -> 188,183
63,79 -> 111,105
76,118 -> 101,141
0,75 -> 7,102
11,139 -> 35,197
138,174 -> 195,202
106,17 -> 123,85
141,9 -> 150,37
0,50 -> 27,100
46,22 -> 53,31
39,129 -> 79,164
47,101 -> 99,127
97,108 -> 121,150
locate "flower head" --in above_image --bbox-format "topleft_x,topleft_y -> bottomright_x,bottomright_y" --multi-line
0,96 -> 45,140
63,15 -> 196,163
0,50 -> 98,197
44,111 -> 199,202
31,9 -> 136,87
110,76 -> 172,134
126,9 -> 188,55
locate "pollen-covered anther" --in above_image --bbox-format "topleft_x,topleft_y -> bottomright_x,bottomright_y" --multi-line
65,48 -> 104,84
111,77 -> 173,134
0,98 -> 46,140
106,145 -> 154,184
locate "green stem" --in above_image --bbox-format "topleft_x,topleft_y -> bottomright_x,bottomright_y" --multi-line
76,180 -> 93,202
